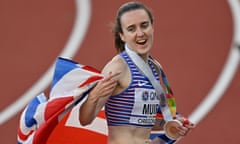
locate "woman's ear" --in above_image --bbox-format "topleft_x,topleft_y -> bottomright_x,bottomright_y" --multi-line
119,32 -> 125,42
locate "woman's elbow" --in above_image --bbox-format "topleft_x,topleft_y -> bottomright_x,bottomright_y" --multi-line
79,110 -> 95,126
79,118 -> 91,126
79,114 -> 93,126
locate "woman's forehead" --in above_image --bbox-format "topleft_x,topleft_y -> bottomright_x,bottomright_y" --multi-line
120,9 -> 150,26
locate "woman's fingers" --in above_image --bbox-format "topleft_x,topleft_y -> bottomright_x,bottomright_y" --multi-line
90,71 -> 121,98
176,125 -> 189,136
175,117 -> 195,137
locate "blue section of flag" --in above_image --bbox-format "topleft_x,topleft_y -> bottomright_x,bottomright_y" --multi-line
51,57 -> 79,89
150,133 -> 176,144
24,93 -> 46,127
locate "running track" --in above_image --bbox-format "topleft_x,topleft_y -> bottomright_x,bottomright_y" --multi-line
0,0 -> 239,143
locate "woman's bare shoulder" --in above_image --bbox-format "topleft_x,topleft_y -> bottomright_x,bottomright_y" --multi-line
102,55 -> 127,76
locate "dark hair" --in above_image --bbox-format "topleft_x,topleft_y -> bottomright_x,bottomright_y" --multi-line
113,2 -> 154,52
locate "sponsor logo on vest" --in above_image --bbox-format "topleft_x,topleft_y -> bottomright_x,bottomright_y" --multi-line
142,91 -> 160,101
138,117 -> 156,124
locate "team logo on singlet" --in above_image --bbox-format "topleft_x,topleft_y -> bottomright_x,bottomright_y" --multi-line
142,90 -> 160,101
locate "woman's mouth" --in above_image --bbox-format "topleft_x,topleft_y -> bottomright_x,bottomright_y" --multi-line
136,39 -> 147,45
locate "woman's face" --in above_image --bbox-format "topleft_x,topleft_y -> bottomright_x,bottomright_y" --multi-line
119,9 -> 154,58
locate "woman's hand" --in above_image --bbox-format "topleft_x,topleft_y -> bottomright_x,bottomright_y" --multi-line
175,117 -> 195,137
89,71 -> 121,99
79,71 -> 121,126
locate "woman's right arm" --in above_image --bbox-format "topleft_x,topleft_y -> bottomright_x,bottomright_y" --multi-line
79,55 -> 124,126
79,71 -> 119,126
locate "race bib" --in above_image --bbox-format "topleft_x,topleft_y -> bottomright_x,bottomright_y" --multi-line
129,88 -> 161,125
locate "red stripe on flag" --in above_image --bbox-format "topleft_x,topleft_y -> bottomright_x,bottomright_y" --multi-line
47,111 -> 107,144
97,110 -> 106,119
82,65 -> 101,74
45,97 -> 73,120
33,114 -> 59,144
79,75 -> 103,87
33,97 -> 74,144
18,126 -> 34,141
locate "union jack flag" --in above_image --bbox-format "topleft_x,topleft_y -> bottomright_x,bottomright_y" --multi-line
17,57 -> 103,144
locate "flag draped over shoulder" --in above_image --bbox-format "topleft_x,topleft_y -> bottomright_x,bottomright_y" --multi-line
17,57 -> 103,144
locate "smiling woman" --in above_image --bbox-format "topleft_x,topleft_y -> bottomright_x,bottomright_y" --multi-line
0,0 -> 238,144
119,9 -> 154,58
79,2 -> 194,144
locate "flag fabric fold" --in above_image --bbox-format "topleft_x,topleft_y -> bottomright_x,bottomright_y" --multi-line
17,57 -> 103,144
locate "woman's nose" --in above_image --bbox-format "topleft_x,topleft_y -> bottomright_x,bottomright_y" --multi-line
136,28 -> 144,37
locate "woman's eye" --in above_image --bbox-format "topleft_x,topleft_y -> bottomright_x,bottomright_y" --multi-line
127,27 -> 135,32
141,22 -> 149,29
